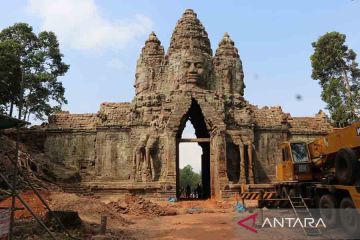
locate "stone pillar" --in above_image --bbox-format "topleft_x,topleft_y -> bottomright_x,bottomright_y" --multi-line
248,141 -> 254,184
239,143 -> 246,184
210,135 -> 217,199
213,131 -> 229,200
166,133 -> 177,182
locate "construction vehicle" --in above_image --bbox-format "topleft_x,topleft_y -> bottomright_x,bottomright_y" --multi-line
240,121 -> 360,236
277,121 -> 360,184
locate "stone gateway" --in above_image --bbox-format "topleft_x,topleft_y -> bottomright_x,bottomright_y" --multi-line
44,9 -> 332,200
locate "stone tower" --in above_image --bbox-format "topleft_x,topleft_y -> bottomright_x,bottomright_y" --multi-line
44,9 -> 332,200
134,9 -> 245,96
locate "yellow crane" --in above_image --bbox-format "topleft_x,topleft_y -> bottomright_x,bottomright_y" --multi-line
241,121 -> 360,236
277,121 -> 360,185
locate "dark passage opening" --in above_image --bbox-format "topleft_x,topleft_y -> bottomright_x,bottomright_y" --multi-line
176,99 -> 210,200
226,140 -> 240,182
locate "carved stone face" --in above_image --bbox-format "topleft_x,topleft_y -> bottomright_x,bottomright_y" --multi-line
182,55 -> 205,84
134,68 -> 147,95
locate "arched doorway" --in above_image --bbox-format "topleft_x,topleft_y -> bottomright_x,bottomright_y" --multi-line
176,99 -> 210,199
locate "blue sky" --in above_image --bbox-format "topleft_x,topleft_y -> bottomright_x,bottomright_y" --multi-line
1,0 -> 359,117
1,0 -> 359,172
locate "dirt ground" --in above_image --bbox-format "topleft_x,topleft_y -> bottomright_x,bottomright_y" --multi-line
125,206 -> 349,240
124,207 -> 307,240
0,191 -> 50,219
0,191 -> 351,240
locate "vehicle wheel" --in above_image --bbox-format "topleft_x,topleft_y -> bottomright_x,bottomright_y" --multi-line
319,194 -> 337,228
335,148 -> 359,185
340,197 -> 360,237
314,194 -> 321,208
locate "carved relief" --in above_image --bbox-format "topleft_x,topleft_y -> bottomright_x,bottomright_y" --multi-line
132,134 -> 149,181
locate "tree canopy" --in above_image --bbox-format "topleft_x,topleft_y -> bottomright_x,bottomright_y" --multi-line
310,31 -> 360,127
0,23 -> 69,121
180,164 -> 201,190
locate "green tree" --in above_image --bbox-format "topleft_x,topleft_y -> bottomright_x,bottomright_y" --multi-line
0,23 -> 69,120
310,32 -> 360,127
0,39 -> 21,115
180,165 -> 201,190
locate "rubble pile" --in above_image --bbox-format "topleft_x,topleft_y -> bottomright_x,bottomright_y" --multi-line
49,192 -> 129,226
109,194 -> 177,217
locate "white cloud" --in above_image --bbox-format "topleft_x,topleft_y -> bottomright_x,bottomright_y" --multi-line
27,0 -> 153,50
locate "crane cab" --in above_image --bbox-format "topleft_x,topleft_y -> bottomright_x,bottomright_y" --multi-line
276,141 -> 313,182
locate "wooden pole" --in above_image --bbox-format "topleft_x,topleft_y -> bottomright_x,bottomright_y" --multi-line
9,69 -> 24,240
180,138 -> 210,143
100,216 -> 107,235
8,123 -> 19,240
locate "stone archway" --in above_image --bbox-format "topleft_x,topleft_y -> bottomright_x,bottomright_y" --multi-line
176,98 -> 211,199
165,94 -> 228,199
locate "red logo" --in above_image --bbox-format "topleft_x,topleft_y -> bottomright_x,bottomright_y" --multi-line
237,213 -> 258,233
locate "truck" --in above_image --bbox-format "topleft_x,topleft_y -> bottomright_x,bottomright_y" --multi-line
240,121 -> 360,235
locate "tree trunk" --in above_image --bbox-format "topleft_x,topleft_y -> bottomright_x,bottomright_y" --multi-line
23,106 -> 28,121
342,69 -> 351,93
342,69 -> 357,123
9,101 -> 14,117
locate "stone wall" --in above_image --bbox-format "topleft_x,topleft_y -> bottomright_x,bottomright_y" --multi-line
48,112 -> 97,130
95,130 -> 131,180
98,103 -> 131,126
44,132 -> 96,175
253,129 -> 288,182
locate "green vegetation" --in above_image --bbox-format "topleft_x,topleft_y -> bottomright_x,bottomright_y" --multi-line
0,23 -> 69,121
180,164 -> 201,190
311,31 -> 360,127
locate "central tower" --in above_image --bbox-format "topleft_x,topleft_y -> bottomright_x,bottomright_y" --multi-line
134,9 -> 245,97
